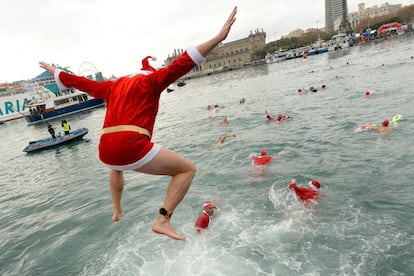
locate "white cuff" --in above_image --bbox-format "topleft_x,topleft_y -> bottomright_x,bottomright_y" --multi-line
54,69 -> 69,90
186,46 -> 205,65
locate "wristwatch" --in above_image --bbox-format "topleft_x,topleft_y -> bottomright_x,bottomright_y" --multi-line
159,208 -> 173,218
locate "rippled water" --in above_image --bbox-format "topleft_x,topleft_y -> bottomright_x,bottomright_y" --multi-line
1,37 -> 414,276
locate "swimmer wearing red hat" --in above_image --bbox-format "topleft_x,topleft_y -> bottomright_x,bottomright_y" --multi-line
367,119 -> 393,134
288,179 -> 320,201
195,201 -> 217,232
251,149 -> 281,165
265,110 -> 290,122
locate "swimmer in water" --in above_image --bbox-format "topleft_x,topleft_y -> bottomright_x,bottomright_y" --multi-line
208,116 -> 216,122
276,113 -> 290,122
288,179 -> 320,202
364,90 -> 371,98
266,110 -> 290,122
251,149 -> 281,165
217,133 -> 236,144
219,116 -> 229,125
195,201 -> 217,232
265,110 -> 275,121
367,119 -> 394,134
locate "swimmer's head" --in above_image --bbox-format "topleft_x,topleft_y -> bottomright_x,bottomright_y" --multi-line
260,149 -> 267,156
309,180 -> 321,191
382,119 -> 389,127
365,90 -> 370,96
203,201 -> 217,211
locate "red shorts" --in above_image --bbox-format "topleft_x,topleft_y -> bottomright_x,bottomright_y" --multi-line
99,132 -> 159,170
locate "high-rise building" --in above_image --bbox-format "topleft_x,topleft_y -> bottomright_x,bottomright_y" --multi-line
325,0 -> 346,34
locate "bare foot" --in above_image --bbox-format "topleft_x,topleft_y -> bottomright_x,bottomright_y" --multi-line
152,215 -> 185,241
112,209 -> 124,222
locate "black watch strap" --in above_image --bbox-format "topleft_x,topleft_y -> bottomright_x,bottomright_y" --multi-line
159,208 -> 173,219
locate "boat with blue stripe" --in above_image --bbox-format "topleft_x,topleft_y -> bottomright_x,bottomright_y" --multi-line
23,127 -> 89,153
22,68 -> 105,125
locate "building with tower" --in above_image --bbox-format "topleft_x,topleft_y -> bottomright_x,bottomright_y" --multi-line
164,29 -> 266,75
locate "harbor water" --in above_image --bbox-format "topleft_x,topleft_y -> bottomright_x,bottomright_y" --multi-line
1,37 -> 414,276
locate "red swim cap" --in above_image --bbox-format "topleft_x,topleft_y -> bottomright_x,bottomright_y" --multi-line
382,119 -> 389,126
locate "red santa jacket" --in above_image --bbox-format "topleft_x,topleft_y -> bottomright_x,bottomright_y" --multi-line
53,46 -> 204,165
289,183 -> 319,201
195,211 -> 212,231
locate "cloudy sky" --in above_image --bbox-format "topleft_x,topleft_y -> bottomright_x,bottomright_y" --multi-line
1,0 -> 412,82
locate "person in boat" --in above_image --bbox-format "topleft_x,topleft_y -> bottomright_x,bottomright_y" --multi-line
195,201 -> 217,232
61,119 -> 71,135
288,179 -> 320,202
39,7 -> 237,241
47,122 -> 56,139
366,119 -> 393,134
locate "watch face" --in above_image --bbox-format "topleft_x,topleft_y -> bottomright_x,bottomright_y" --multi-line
159,208 -> 166,215
159,208 -> 172,218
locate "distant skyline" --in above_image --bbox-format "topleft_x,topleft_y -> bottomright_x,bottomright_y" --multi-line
0,0 -> 412,82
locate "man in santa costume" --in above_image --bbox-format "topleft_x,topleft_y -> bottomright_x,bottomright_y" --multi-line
195,201 -> 217,232
288,178 -> 321,201
39,7 -> 237,241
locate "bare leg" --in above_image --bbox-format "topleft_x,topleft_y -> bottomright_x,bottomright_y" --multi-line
136,147 -> 196,240
110,170 -> 124,222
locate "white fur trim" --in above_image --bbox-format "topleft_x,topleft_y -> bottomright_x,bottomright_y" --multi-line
309,182 -> 319,191
186,46 -> 205,65
131,70 -> 153,76
54,69 -> 69,90
151,56 -> 157,61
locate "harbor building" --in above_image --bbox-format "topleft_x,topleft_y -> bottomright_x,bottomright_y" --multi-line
347,2 -> 402,31
164,29 -> 266,74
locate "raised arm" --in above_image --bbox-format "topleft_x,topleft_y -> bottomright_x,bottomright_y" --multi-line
196,6 -> 237,57
39,61 -> 112,99
39,62 -> 56,75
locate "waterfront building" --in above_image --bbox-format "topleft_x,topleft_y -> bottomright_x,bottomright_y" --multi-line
164,29 -> 266,74
283,29 -> 305,39
347,2 -> 402,31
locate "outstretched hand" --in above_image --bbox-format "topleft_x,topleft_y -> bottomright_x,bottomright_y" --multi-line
215,6 -> 237,42
196,7 -> 237,57
39,62 -> 56,75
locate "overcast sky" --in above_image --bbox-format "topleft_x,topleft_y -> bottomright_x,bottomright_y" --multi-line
1,0 -> 412,82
